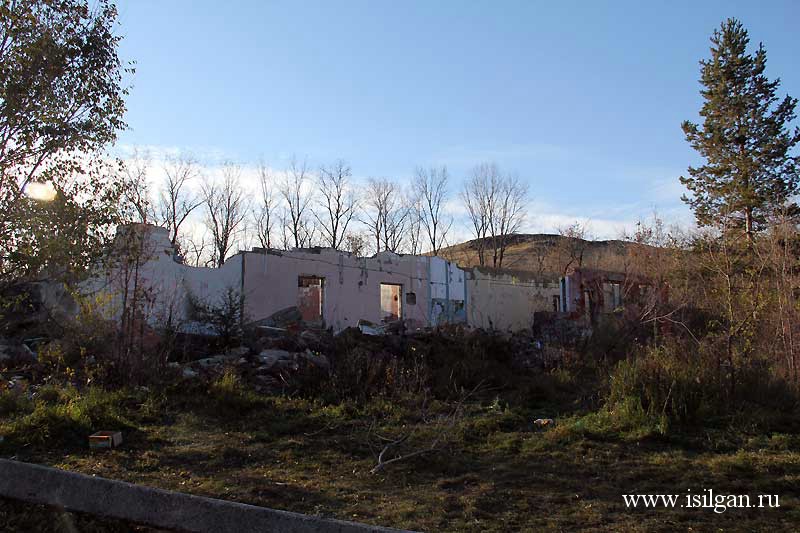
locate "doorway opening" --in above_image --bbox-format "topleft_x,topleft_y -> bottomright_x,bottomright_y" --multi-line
380,283 -> 402,321
298,276 -> 324,322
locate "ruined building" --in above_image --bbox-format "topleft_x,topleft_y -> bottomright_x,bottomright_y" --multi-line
69,224 -> 649,334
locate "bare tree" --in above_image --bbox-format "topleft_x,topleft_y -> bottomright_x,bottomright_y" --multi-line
314,159 -> 359,249
462,163 -> 528,269
461,163 -> 499,266
297,217 -> 318,248
158,153 -> 203,248
343,232 -> 368,257
121,148 -> 156,224
363,178 -> 407,253
405,188 -> 424,256
279,157 -> 314,248
201,163 -> 249,267
556,221 -> 589,277
181,231 -> 213,267
489,172 -> 528,269
253,162 -> 277,249
413,165 -> 452,256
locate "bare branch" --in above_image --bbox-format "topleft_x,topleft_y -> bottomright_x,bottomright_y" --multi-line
158,152 -> 203,248
201,162 -> 249,267
313,159 -> 359,249
413,165 -> 452,256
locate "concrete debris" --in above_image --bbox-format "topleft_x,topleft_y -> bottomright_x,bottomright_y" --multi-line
257,349 -> 293,369
256,326 -> 288,338
357,320 -> 385,336
255,306 -> 303,329
227,346 -> 250,358
356,319 -> 405,337
0,340 -> 36,365
194,356 -> 228,368
298,350 -> 330,372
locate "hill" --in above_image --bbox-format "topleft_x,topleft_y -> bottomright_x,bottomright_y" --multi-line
439,234 -> 638,279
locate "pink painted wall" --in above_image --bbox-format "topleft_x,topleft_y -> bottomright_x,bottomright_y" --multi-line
242,248 -> 432,331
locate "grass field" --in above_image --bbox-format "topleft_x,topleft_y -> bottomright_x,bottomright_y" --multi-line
2,380 -> 799,532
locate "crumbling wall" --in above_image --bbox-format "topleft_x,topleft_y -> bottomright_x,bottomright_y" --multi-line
75,225 -> 243,330
243,249 -> 432,331
59,224 -> 562,335
429,257 -> 467,326
467,269 -> 560,331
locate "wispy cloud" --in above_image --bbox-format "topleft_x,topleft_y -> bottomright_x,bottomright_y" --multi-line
117,143 -> 696,247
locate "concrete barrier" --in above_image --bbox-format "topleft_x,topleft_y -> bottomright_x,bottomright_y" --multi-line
0,459 -> 413,532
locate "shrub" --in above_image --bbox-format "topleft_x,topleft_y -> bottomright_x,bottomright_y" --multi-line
187,287 -> 245,350
605,339 -> 800,433
0,388 -> 31,418
209,368 -> 263,414
606,343 -> 716,431
3,386 -> 131,447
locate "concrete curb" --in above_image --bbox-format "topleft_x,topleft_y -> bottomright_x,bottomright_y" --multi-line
0,459 -> 414,533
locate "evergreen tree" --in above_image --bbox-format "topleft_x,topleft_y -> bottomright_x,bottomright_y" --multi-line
681,18 -> 800,240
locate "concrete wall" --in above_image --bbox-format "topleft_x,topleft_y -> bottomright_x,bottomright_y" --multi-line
69,225 -> 575,333
429,257 -> 467,326
0,459 -> 411,533
79,226 -> 243,332
78,225 -> 470,332
466,269 -> 560,331
242,248 -> 433,331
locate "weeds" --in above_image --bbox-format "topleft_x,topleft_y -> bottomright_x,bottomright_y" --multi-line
0,387 -> 132,448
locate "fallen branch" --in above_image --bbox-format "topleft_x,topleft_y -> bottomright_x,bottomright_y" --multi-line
370,435 -> 436,474
368,380 -> 485,475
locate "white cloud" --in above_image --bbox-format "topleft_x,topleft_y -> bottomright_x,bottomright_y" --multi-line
117,143 -> 697,250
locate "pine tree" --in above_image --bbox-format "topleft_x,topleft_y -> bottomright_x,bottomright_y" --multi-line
681,18 -> 800,241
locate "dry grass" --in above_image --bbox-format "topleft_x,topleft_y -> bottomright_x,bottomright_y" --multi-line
2,385 -> 800,532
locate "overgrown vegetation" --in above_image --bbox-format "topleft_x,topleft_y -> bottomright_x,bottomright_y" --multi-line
1,10 -> 800,533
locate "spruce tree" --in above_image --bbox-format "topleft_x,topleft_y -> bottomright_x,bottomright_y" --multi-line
681,18 -> 800,241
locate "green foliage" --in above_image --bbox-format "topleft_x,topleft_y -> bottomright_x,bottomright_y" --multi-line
607,345 -> 714,428
680,18 -> 800,235
602,340 -> 799,436
0,0 -> 131,292
0,388 -> 31,418
188,286 -> 245,349
208,368 -> 263,414
0,386 -> 132,448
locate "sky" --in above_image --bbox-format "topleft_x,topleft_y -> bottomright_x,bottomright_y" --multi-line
114,0 -> 799,241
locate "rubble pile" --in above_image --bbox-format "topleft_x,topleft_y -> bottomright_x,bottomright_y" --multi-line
1,305 -> 567,399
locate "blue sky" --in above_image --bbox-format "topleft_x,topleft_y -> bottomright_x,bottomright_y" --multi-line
114,0 -> 799,239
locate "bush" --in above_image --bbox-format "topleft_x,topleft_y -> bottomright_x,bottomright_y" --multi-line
0,388 -> 31,418
606,343 -> 717,432
604,339 -> 800,434
187,287 -> 245,350
2,386 -> 132,447
209,368 -> 263,414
